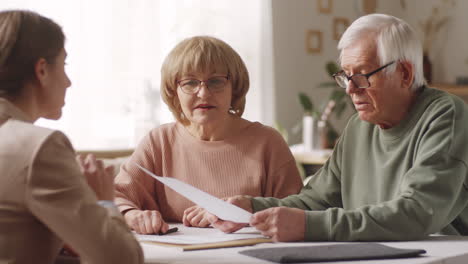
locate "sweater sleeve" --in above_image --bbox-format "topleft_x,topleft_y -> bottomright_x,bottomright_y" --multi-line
26,132 -> 143,264
262,130 -> 303,198
251,133 -> 344,212
114,132 -> 160,214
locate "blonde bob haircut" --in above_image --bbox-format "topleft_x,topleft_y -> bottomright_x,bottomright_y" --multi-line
161,36 -> 249,125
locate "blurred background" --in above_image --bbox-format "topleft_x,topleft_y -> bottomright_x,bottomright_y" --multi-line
1,0 -> 467,151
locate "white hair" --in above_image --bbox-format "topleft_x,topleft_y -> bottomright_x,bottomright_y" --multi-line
338,14 -> 425,91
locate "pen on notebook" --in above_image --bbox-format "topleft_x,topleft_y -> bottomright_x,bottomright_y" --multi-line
157,227 -> 178,236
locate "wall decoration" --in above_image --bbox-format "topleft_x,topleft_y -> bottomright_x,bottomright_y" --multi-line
362,0 -> 377,13
419,0 -> 455,54
418,0 -> 456,83
333,17 -> 349,41
306,30 -> 322,54
354,0 -> 377,15
317,0 -> 333,14
400,0 -> 406,9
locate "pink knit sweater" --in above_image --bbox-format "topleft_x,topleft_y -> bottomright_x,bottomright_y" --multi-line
115,122 -> 302,222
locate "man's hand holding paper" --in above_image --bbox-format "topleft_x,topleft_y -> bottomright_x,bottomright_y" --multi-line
207,196 -> 306,242
208,195 -> 253,233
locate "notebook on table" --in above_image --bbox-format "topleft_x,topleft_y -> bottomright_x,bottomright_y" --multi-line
239,243 -> 426,263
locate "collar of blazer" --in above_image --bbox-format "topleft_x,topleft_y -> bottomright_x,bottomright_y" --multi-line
0,98 -> 33,123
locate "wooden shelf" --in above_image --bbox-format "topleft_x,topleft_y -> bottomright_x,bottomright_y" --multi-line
432,83 -> 468,103
76,149 -> 133,159
290,145 -> 332,165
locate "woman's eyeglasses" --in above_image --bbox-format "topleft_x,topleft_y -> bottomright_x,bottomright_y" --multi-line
177,76 -> 229,94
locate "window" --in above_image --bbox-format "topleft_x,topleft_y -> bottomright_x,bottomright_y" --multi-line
1,0 -> 272,150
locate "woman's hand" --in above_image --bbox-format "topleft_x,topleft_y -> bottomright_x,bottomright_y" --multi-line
124,209 -> 169,234
208,195 -> 253,233
182,206 -> 211,227
250,207 -> 305,242
76,154 -> 114,201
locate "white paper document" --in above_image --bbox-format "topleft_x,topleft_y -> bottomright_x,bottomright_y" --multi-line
135,163 -> 252,223
136,226 -> 265,245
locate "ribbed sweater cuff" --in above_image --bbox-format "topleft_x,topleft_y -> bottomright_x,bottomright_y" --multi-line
304,210 -> 330,241
251,197 -> 278,212
116,204 -> 138,215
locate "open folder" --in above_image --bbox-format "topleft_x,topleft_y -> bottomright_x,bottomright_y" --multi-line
140,237 -> 272,251
136,225 -> 272,251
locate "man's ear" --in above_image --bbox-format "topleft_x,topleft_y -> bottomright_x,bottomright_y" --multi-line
34,58 -> 49,86
399,61 -> 414,91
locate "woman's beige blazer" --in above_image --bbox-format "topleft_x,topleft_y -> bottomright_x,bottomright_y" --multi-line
0,99 -> 143,264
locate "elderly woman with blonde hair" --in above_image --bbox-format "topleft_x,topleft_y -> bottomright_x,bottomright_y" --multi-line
115,36 -> 302,234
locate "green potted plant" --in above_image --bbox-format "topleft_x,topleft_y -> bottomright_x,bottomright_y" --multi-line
298,61 -> 354,149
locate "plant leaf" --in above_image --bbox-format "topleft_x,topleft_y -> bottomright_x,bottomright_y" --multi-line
298,92 -> 314,114
311,110 -> 321,119
330,89 -> 346,101
325,61 -> 340,77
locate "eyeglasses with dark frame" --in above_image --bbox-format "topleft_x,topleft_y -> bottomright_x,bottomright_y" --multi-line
177,75 -> 229,94
333,61 -> 395,89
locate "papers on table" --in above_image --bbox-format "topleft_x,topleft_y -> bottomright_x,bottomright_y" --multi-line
136,225 -> 271,251
135,163 -> 252,223
136,226 -> 265,245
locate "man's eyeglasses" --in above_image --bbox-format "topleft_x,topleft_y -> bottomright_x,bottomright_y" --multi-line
333,61 -> 395,89
177,75 -> 229,94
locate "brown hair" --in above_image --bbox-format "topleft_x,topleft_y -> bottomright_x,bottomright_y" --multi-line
160,36 -> 249,125
0,10 -> 65,98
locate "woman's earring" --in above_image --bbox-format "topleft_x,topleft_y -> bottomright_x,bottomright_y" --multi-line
228,106 -> 237,115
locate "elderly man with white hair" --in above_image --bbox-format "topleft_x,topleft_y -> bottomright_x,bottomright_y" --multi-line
209,13 -> 468,242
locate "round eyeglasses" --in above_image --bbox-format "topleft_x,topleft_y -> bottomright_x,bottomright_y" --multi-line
177,75 -> 229,94
333,61 -> 395,89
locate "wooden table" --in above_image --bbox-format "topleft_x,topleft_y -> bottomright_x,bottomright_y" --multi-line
290,144 -> 332,178
142,225 -> 468,264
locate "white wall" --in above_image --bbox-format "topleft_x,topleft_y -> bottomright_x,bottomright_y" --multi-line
389,0 -> 468,83
271,0 -> 468,144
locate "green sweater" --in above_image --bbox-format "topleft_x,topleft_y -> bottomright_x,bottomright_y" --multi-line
252,86 -> 468,241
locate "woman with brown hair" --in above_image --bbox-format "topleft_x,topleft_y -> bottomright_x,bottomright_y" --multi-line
0,10 -> 143,264
115,36 -> 303,234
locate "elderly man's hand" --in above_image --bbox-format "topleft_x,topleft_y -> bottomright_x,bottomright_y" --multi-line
183,206 -> 211,227
250,207 -> 305,242
208,195 -> 253,233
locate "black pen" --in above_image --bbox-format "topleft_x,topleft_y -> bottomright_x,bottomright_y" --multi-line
157,227 -> 178,236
